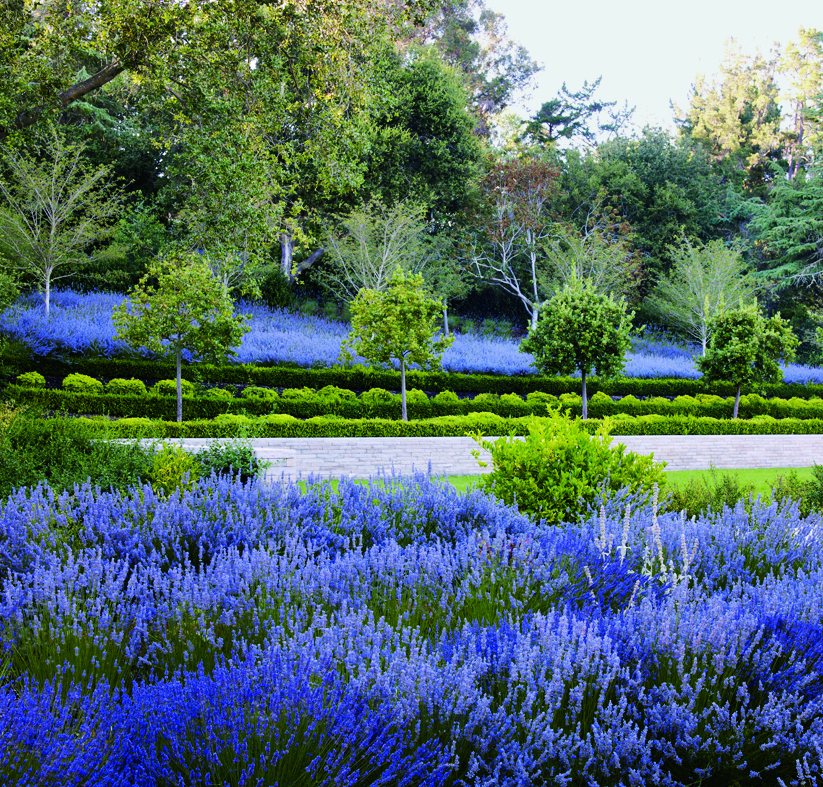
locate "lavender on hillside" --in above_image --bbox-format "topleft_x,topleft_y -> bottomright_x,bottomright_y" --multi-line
7,288 -> 823,381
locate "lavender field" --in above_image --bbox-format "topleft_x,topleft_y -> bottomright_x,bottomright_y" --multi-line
2,472 -> 823,785
6,289 -> 823,382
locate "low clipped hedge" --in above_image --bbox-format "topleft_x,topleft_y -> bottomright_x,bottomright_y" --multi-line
12,383 -> 823,423
12,355 -> 823,399
76,412 -> 823,438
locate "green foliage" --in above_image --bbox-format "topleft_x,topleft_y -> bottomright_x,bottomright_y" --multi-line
16,371 -> 45,389
647,235 -> 756,354
151,379 -> 195,398
677,39 -> 783,193
749,165 -> 823,288
364,47 -> 483,217
62,373 -> 104,394
521,277 -> 633,417
471,411 -> 666,525
195,440 -> 269,483
241,386 -> 279,402
149,443 -> 200,498
559,129 -> 726,281
106,378 -> 148,396
0,132 -> 124,313
661,466 -> 757,519
202,387 -> 235,400
0,405 -> 154,499
320,200 -> 438,302
341,268 -> 453,420
113,254 -> 249,422
18,354 -> 823,400
696,301 -> 799,417
259,267 -> 296,311
433,390 -> 459,405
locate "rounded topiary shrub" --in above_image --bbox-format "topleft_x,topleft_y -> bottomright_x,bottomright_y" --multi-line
242,386 -> 279,401
16,371 -> 46,389
432,390 -> 459,405
63,373 -> 104,394
317,385 -> 356,402
359,388 -> 397,406
281,387 -> 318,401
406,388 -> 429,405
106,378 -> 148,396
151,379 -> 195,397
202,387 -> 234,400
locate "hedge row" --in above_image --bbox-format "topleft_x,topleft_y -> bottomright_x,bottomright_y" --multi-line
13,385 -> 823,422
77,412 -> 823,438
5,386 -> 554,420
14,355 -> 823,399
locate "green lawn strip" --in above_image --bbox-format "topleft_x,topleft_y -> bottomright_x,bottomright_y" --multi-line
663,466 -> 814,499
298,468 -> 815,500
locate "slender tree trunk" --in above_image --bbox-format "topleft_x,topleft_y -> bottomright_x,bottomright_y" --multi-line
400,359 -> 407,422
176,351 -> 183,423
443,305 -> 449,336
530,305 -> 539,331
44,275 -> 50,315
581,370 -> 588,420
733,382 -> 741,420
280,233 -> 294,281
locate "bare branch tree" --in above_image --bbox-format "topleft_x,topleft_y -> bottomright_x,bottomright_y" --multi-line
0,132 -> 123,313
468,156 -> 559,329
318,200 -> 435,302
647,235 -> 756,354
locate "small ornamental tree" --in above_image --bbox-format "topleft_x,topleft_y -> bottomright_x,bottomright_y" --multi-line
520,277 -> 633,419
340,267 -> 454,421
113,255 -> 249,422
696,301 -> 799,419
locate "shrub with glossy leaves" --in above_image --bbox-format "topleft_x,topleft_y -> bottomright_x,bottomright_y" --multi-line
471,409 -> 666,525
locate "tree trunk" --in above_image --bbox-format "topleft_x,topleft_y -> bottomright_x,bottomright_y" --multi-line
733,382 -> 741,420
44,275 -> 50,315
293,248 -> 324,279
581,370 -> 588,420
443,304 -> 449,336
176,351 -> 183,423
280,233 -> 294,280
530,304 -> 539,331
400,360 -> 407,422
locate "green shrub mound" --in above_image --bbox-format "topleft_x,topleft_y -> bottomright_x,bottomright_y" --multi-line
16,371 -> 45,389
151,378 -> 195,397
62,372 -> 104,394
471,411 -> 666,525
106,377 -> 148,396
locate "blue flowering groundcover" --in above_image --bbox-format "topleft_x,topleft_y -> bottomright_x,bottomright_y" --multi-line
7,289 -> 823,382
2,471 -> 823,786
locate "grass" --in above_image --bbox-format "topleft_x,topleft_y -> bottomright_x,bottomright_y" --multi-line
300,468 -> 817,498
663,466 -> 815,498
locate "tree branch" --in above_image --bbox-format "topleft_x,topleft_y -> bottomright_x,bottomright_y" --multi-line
0,60 -> 126,141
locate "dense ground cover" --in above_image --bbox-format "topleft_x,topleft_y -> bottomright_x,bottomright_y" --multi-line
2,471 -> 823,785
6,289 -> 823,382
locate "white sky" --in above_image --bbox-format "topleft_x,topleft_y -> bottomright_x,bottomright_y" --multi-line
491,0 -> 823,132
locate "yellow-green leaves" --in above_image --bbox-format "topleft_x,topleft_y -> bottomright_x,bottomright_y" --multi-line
340,268 -> 453,421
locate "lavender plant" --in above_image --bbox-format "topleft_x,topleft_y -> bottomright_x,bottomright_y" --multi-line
1,471 -> 823,785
